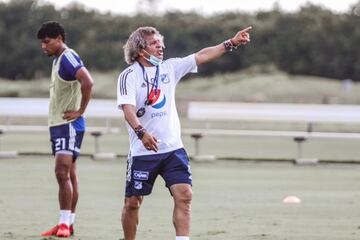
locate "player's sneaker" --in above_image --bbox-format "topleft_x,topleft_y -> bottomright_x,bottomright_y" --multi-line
40,225 -> 59,236
56,223 -> 71,238
70,225 -> 74,236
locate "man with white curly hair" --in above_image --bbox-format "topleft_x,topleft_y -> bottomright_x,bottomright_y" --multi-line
117,25 -> 252,240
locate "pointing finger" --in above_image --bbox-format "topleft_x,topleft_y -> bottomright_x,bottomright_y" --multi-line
240,26 -> 253,33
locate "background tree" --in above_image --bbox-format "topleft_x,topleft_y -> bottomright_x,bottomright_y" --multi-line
0,0 -> 358,81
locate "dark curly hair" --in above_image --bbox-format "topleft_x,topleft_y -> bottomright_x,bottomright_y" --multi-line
37,21 -> 66,42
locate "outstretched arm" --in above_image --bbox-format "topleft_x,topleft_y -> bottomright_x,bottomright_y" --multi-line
195,26 -> 252,65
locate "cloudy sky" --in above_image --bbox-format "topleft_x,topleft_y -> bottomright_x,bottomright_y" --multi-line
2,0 -> 358,14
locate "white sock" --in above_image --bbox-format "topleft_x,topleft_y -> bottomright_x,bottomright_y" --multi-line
176,237 -> 189,240
58,210 -> 71,226
70,213 -> 76,225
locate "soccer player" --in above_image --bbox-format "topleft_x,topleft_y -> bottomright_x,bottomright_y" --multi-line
117,26 -> 251,240
37,21 -> 93,238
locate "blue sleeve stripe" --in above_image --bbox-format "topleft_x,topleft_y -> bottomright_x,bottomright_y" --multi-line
59,51 -> 84,80
64,52 -> 81,68
119,69 -> 133,95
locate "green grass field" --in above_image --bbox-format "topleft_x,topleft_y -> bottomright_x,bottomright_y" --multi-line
1,66 -> 360,104
1,67 -> 360,239
1,131 -> 360,162
0,156 -> 359,240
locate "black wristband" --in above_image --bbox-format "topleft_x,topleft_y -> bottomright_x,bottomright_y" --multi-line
134,126 -> 146,140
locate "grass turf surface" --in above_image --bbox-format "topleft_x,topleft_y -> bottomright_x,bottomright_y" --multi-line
1,131 -> 360,162
0,156 -> 359,239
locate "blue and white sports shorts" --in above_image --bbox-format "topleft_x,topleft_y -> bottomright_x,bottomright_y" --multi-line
125,148 -> 192,197
49,117 -> 85,161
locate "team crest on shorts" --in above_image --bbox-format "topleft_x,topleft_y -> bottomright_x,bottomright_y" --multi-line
134,181 -> 143,190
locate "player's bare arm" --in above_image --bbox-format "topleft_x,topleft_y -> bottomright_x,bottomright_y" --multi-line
122,104 -> 158,152
63,67 -> 93,121
195,26 -> 252,65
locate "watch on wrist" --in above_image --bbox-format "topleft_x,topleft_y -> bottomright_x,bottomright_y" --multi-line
134,125 -> 146,140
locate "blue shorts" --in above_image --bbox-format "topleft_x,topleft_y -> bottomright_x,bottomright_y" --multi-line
49,117 -> 85,161
125,148 -> 192,197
